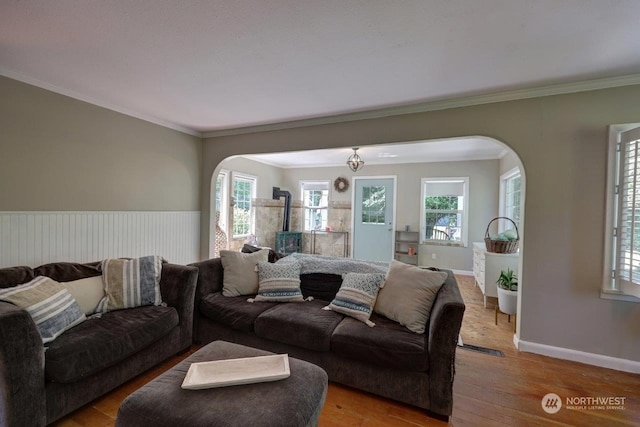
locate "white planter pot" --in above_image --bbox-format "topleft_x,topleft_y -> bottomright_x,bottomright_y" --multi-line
497,287 -> 518,315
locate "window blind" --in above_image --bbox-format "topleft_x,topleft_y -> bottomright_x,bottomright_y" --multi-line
615,126 -> 640,298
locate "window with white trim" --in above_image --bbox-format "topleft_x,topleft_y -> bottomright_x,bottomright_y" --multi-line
420,177 -> 469,246
232,174 -> 256,238
215,170 -> 229,232
606,125 -> 640,301
300,181 -> 329,231
499,168 -> 522,232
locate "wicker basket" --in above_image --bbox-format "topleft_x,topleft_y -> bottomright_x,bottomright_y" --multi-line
484,217 -> 519,254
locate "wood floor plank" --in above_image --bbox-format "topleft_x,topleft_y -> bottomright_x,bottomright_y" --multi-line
53,274 -> 640,426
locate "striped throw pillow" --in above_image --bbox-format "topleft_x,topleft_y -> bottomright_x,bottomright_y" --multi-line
248,261 -> 304,302
97,256 -> 163,312
0,276 -> 86,344
323,272 -> 386,327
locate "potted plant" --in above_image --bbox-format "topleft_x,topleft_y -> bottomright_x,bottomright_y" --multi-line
496,268 -> 518,315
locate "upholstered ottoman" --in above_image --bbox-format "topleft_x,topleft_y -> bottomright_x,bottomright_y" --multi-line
116,341 -> 328,427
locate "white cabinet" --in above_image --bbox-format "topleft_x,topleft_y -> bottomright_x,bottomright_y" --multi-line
395,231 -> 419,265
473,242 -> 519,307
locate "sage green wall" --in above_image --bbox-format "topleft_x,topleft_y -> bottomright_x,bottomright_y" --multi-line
0,76 -> 201,211
203,85 -> 640,363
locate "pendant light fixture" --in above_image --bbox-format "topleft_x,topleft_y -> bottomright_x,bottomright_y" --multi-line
346,147 -> 365,172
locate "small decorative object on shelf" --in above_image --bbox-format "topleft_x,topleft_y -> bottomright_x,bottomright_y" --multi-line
484,217 -> 519,253
395,230 -> 419,265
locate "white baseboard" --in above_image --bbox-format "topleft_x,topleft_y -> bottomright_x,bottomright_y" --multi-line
514,336 -> 640,374
452,269 -> 473,276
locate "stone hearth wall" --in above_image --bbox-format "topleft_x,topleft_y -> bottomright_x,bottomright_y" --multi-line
252,199 -> 352,256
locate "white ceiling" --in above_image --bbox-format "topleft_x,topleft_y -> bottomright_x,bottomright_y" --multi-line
2,0 -> 640,137
244,138 -> 508,167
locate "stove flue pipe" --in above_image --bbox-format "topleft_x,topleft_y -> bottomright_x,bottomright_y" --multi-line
272,187 -> 292,232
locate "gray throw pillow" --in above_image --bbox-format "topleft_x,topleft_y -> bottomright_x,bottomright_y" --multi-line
220,249 -> 269,296
323,272 -> 386,327
374,260 -> 447,334
248,261 -> 304,302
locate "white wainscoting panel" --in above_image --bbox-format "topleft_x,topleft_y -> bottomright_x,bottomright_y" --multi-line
0,211 -> 200,268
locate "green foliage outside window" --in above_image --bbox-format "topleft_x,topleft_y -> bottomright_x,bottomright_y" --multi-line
362,186 -> 386,224
233,179 -> 252,236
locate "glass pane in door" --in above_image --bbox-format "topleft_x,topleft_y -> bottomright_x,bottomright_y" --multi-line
361,186 -> 386,224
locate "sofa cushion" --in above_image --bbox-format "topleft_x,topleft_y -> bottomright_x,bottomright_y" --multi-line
374,261 -> 447,334
241,243 -> 285,263
45,305 -> 178,383
254,299 -> 344,351
0,265 -> 35,288
61,276 -> 105,316
220,249 -> 269,296
199,292 -> 277,332
0,276 -> 86,344
331,313 -> 429,371
33,261 -> 101,282
300,273 -> 342,301
97,256 -> 164,312
248,261 -> 304,303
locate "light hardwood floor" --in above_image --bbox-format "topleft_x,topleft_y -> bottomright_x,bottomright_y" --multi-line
55,275 -> 640,427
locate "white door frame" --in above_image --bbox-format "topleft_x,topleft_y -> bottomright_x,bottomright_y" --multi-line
350,175 -> 397,260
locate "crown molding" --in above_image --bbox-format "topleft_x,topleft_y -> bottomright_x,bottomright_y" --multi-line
203,74 -> 640,138
0,68 -> 203,137
4,66 -> 640,140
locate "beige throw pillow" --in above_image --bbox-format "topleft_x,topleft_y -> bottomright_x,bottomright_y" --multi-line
220,249 -> 269,296
62,276 -> 106,315
374,260 -> 447,334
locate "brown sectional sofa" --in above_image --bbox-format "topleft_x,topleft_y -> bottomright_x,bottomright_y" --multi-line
0,260 -> 198,426
190,256 -> 465,418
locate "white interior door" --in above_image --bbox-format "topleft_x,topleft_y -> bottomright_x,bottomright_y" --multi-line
352,177 -> 395,262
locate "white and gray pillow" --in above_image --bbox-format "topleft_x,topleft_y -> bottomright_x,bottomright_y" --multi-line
248,261 -> 304,303
0,276 -> 86,343
323,272 -> 386,327
97,255 -> 164,312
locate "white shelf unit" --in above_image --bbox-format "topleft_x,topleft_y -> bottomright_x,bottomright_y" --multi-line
472,242 -> 519,307
395,230 -> 419,265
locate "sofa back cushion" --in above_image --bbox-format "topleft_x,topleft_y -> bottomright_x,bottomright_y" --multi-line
33,261 -> 101,282
0,265 -> 35,288
61,276 -> 106,316
299,273 -> 342,301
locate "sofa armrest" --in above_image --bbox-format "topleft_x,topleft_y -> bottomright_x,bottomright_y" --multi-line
187,258 -> 224,343
159,263 -> 198,351
188,258 -> 223,308
426,271 -> 465,416
0,302 -> 46,427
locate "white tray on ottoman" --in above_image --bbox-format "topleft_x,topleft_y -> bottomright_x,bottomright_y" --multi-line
181,354 -> 290,389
